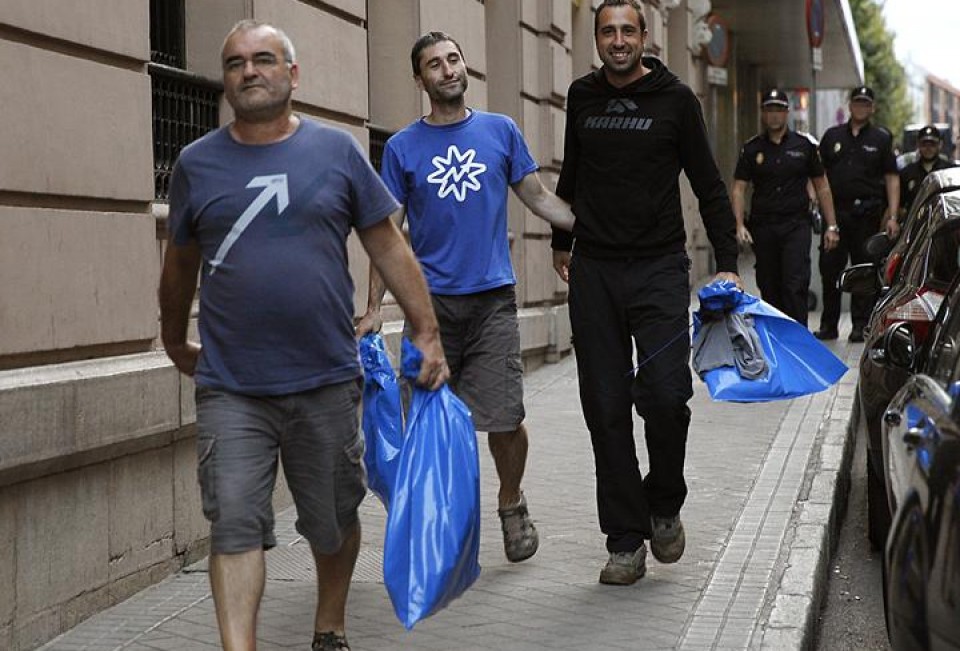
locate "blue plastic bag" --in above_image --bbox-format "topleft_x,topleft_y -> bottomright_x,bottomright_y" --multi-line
693,280 -> 847,402
358,333 -> 403,508
382,338 -> 482,629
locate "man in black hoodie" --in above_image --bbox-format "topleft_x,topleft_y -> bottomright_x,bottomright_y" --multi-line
551,0 -> 741,586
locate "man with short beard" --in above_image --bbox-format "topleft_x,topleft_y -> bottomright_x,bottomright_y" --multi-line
551,0 -> 740,586
356,31 -> 574,565
732,88 -> 840,326
159,20 -> 448,651
899,125 -> 956,218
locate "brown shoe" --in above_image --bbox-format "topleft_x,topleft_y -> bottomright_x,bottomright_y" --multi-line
498,492 -> 539,562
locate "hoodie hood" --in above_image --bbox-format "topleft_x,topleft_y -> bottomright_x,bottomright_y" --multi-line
595,56 -> 679,94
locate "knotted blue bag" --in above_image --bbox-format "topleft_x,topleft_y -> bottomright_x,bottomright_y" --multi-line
693,280 -> 847,402
358,333 -> 403,508
382,338 -> 482,629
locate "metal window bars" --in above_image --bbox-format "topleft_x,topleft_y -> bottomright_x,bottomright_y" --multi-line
149,0 -> 186,68
368,125 -> 393,173
149,64 -> 221,200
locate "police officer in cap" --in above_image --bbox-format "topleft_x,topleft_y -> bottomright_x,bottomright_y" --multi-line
733,89 -> 839,326
899,125 -> 956,218
816,85 -> 899,342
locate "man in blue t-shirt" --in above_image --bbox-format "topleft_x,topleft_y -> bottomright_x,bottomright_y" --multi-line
356,32 -> 574,565
158,21 -> 447,651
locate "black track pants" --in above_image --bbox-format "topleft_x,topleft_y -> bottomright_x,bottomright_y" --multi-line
568,252 -> 693,553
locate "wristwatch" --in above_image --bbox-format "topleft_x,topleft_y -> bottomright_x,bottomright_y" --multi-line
826,225 -> 839,233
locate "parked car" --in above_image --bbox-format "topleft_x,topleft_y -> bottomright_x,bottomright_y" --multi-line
840,167 -> 960,549
871,291 -> 960,649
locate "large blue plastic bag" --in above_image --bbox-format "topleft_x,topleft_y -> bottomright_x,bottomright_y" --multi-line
358,333 -> 403,508
693,280 -> 847,402
383,338 -> 482,629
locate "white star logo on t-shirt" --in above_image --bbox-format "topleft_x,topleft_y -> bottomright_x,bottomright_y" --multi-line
426,145 -> 487,202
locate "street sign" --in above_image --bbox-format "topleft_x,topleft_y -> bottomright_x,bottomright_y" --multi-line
806,0 -> 825,48
704,15 -> 730,68
812,46 -> 823,71
707,66 -> 728,86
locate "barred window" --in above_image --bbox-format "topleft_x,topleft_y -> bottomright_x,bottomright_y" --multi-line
149,0 -> 185,68
149,0 -> 220,200
149,66 -> 221,200
369,125 -> 394,173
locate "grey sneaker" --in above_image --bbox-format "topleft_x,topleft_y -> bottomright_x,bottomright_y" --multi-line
498,492 -> 539,562
651,514 -> 685,563
599,543 -> 647,585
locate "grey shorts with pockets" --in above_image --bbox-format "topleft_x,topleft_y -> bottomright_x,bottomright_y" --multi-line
194,379 -> 366,555
405,285 -> 525,433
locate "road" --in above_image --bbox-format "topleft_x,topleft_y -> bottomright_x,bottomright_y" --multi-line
815,428 -> 891,650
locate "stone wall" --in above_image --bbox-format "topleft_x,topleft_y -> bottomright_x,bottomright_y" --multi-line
0,1 -> 716,647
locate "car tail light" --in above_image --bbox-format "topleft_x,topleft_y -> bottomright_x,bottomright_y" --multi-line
884,252 -> 903,286
882,289 -> 944,341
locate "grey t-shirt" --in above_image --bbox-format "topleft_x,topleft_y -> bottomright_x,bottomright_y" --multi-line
169,118 -> 399,395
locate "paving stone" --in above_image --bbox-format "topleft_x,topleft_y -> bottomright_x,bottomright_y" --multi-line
41,294 -> 862,651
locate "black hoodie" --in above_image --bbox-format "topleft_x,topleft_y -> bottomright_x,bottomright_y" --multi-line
552,58 -> 738,274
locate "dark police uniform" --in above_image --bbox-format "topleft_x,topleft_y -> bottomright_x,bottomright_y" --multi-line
900,156 -> 954,216
735,129 -> 824,325
818,110 -> 897,335
899,127 -> 956,217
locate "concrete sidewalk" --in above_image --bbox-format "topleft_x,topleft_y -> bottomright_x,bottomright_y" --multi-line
40,306 -> 864,651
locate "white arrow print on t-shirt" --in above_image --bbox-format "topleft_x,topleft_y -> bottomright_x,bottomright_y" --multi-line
209,174 -> 289,275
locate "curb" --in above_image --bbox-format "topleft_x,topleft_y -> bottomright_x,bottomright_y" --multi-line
760,371 -> 859,650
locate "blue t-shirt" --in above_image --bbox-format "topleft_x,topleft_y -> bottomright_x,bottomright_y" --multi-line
168,118 -> 399,395
380,110 -> 538,294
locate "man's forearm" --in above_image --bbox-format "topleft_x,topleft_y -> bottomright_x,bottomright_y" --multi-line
813,178 -> 838,227
159,282 -> 193,351
159,252 -> 199,347
528,191 -> 574,231
885,174 -> 900,219
731,185 -> 746,228
363,208 -> 404,315
158,242 -> 202,374
359,219 -> 438,337
366,265 -> 388,312
513,174 -> 575,231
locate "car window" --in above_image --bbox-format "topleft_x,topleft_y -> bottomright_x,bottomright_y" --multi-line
924,221 -> 960,292
900,201 -> 939,286
929,280 -> 960,385
904,201 -> 934,249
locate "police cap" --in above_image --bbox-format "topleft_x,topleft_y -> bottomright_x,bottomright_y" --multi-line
918,125 -> 941,142
761,88 -> 789,109
850,86 -> 875,103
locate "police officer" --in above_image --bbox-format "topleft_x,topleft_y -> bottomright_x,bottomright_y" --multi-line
816,86 -> 900,342
899,125 -> 956,218
733,89 -> 839,326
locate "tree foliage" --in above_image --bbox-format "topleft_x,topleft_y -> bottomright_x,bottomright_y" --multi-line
848,0 -> 912,145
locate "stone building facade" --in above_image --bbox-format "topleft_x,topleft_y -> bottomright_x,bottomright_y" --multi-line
0,1 -> 862,648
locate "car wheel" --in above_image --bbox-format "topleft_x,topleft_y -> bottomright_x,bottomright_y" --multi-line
867,454 -> 892,550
